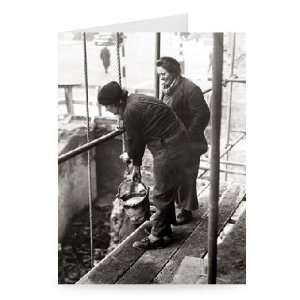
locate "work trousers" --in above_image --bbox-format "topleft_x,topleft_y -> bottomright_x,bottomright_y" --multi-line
176,145 -> 202,211
147,126 -> 189,237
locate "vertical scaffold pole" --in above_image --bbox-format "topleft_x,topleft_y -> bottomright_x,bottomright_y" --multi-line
225,32 -> 236,181
155,32 -> 161,99
208,32 -> 223,284
83,32 -> 94,268
116,33 -> 122,89
116,33 -> 126,154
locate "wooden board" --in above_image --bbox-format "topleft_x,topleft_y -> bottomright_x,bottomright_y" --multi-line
172,256 -> 204,284
116,210 -> 204,284
77,222 -> 149,284
154,184 -> 242,283
116,188 -> 210,284
77,183 -> 245,284
217,210 -> 246,284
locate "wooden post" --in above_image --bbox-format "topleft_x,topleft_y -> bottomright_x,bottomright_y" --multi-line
64,86 -> 74,116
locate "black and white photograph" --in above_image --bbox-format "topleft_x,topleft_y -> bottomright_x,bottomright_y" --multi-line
3,0 -> 300,298
57,31 -> 246,284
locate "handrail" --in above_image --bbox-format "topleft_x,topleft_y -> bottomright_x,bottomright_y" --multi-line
58,129 -> 125,164
58,86 -> 212,165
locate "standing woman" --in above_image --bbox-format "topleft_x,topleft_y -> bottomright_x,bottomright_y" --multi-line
156,56 -> 210,224
97,81 -> 190,250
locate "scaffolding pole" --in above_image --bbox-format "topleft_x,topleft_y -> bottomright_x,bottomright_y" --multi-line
83,32 -> 94,268
155,32 -> 161,99
208,32 -> 223,284
225,33 -> 236,181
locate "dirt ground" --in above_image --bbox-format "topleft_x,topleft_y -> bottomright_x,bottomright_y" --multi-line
58,203 -> 112,284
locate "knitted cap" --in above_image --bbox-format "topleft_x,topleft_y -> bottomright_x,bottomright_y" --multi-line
97,81 -> 122,105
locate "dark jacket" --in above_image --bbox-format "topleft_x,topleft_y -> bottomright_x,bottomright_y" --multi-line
123,94 -> 190,195
162,77 -> 210,154
123,94 -> 186,166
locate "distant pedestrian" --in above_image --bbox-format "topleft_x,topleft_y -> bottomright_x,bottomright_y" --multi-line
100,46 -> 111,74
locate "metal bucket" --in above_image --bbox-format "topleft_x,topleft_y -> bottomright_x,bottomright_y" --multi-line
117,179 -> 150,226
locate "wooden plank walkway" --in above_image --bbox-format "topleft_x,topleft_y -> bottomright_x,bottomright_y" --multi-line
77,183 -> 245,284
217,209 -> 246,284
155,184 -> 243,283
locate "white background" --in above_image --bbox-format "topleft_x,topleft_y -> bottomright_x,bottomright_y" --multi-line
0,0 -> 299,299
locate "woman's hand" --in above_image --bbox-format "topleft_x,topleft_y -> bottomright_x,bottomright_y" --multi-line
119,152 -> 131,164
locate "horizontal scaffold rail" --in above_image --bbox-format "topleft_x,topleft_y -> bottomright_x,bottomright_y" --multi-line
197,132 -> 246,179
203,87 -> 212,94
58,84 -> 100,89
200,158 -> 246,167
58,129 -> 125,164
207,77 -> 246,85
58,87 -> 213,165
